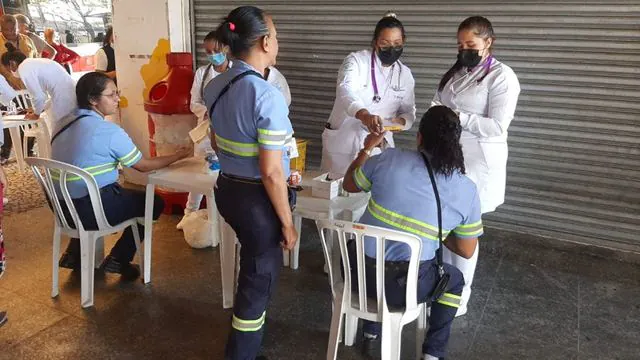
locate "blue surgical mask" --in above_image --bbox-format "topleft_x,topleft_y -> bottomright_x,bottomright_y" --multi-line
208,52 -> 226,66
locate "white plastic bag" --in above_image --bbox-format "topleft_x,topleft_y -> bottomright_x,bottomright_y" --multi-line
182,209 -> 213,249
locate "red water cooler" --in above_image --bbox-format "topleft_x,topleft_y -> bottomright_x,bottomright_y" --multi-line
144,52 -> 197,214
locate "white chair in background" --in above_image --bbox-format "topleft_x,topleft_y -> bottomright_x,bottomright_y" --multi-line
15,90 -> 52,159
316,219 -> 428,360
27,157 -> 146,308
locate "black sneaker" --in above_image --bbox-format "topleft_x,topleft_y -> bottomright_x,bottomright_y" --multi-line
255,356 -> 268,360
0,311 -> 7,328
100,255 -> 140,280
362,336 -> 381,359
59,252 -> 81,270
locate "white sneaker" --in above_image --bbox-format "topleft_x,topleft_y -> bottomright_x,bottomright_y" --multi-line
454,305 -> 468,318
423,354 -> 439,360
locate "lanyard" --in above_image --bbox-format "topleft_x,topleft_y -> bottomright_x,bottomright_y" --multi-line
370,51 -> 381,103
476,55 -> 494,84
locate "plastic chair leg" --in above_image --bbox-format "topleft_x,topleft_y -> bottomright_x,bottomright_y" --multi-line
94,236 -> 105,269
79,232 -> 96,308
416,304 -> 428,360
51,225 -> 61,298
344,314 -> 358,346
326,299 -> 344,360
131,222 -> 143,268
381,316 -> 404,360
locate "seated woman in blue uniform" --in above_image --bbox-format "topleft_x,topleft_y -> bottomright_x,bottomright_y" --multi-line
343,105 -> 483,360
53,72 -> 190,279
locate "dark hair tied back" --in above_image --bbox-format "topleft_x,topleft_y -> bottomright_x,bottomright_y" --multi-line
1,43 -> 26,67
372,11 -> 406,45
76,72 -> 113,110
419,106 -> 465,177
437,16 -> 495,92
214,6 -> 269,58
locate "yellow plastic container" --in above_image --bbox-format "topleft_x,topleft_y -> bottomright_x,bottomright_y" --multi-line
290,139 -> 308,173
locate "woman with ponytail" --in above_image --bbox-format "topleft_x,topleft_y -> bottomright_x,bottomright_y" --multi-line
321,12 -> 416,180
431,16 -> 521,317
342,106 -> 483,360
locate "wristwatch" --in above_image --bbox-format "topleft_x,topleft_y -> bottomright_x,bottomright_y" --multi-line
361,148 -> 373,157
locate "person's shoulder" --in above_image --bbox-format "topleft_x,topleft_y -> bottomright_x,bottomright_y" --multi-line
346,49 -> 370,63
492,59 -> 519,83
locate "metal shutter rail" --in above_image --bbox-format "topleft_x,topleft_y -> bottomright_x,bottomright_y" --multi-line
192,1 -> 640,249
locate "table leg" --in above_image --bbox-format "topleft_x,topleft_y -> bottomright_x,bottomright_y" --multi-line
143,183 -> 155,284
206,194 -> 219,247
8,127 -> 24,171
220,215 -> 237,309
290,215 -> 302,270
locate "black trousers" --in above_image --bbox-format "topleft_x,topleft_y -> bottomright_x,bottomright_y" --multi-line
1,128 -> 35,159
64,184 -> 164,263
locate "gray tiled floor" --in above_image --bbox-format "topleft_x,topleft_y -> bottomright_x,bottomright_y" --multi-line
1,206 -> 639,359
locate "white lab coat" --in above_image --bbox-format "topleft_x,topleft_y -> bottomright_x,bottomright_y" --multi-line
432,57 -> 520,213
190,62 -> 291,156
321,49 -> 416,178
18,58 -> 77,135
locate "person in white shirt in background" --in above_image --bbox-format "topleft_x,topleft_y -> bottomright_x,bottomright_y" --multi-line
0,74 -> 16,206
320,12 -> 416,180
431,16 -> 521,317
14,14 -> 56,59
1,44 -> 77,139
177,30 -> 291,229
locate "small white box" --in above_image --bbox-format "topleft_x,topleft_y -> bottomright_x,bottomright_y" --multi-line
312,173 -> 342,199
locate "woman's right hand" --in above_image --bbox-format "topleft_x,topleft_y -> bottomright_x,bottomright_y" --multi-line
356,109 -> 383,134
281,224 -> 298,250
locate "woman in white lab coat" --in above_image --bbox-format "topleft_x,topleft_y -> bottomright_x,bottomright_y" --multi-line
1,43 -> 76,136
321,12 -> 416,179
432,16 -> 521,316
178,31 -> 292,227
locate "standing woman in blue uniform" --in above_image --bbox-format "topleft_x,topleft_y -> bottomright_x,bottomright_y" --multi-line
204,6 -> 296,360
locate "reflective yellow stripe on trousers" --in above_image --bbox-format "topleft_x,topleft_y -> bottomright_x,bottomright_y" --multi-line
436,292 -> 461,308
232,311 -> 266,332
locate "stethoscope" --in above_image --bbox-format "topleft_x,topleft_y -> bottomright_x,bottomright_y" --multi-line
450,56 -> 494,95
370,50 -> 403,103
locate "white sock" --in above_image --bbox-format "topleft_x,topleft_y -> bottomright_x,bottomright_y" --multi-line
423,354 -> 438,360
363,332 -> 378,340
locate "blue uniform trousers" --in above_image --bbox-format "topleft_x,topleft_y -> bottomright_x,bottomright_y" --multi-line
215,174 -> 288,360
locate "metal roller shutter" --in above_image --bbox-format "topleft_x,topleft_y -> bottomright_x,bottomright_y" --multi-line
192,1 -> 640,249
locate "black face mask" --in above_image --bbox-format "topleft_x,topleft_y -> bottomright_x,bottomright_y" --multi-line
377,46 -> 403,66
458,49 -> 482,68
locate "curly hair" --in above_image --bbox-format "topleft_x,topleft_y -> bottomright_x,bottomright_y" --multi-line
419,105 -> 465,177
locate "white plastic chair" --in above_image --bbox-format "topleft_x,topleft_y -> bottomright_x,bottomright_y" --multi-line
26,157 -> 146,308
316,219 -> 428,360
15,90 -> 51,159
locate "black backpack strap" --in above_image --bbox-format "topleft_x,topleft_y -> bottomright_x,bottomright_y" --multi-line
208,70 -> 263,119
51,114 -> 91,144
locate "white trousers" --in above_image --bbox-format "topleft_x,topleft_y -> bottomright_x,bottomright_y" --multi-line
442,242 -> 479,316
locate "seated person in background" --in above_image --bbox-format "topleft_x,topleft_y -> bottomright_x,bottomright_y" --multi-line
52,72 -> 190,279
342,106 -> 483,360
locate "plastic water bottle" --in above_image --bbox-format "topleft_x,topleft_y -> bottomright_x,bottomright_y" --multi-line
205,152 -> 220,172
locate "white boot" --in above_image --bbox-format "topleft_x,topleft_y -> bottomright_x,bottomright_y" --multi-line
442,242 -> 479,317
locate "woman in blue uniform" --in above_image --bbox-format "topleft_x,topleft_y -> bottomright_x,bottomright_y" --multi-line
204,6 -> 296,360
343,106 -> 483,360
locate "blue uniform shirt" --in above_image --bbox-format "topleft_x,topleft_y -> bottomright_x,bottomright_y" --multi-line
353,148 -> 483,261
204,60 -> 293,179
51,109 -> 143,199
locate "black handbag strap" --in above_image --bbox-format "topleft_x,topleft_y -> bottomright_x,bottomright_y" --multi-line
208,70 -> 263,119
419,151 -> 445,276
51,114 -> 91,144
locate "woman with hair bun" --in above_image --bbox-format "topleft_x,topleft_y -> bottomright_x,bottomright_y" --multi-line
432,16 -> 521,317
321,12 -> 416,180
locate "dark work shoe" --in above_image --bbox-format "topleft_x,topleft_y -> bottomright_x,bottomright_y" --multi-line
0,311 -> 7,328
255,356 -> 269,360
362,335 -> 382,359
100,255 -> 140,280
59,252 -> 81,270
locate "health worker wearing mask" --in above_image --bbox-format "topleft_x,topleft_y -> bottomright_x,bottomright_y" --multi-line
321,12 -> 416,179
431,16 -> 520,317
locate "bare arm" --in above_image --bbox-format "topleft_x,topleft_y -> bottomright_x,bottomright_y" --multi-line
444,235 -> 478,259
131,149 -> 190,173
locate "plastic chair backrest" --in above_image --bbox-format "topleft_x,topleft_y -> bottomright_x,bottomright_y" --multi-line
15,90 -> 33,111
26,157 -> 111,232
316,219 -> 423,317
